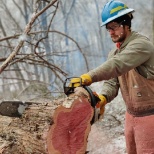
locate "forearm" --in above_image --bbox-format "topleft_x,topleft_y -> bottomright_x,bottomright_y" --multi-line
87,40 -> 151,82
101,78 -> 120,103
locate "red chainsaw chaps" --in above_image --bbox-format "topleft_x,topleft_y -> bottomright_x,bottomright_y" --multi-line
47,97 -> 94,154
125,112 -> 154,154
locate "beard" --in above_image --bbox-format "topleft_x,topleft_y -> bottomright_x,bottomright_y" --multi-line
111,31 -> 127,43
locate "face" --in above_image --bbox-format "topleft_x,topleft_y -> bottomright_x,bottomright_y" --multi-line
106,22 -> 129,43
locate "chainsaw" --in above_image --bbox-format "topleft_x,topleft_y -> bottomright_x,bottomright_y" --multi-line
63,77 -> 101,124
0,77 -> 101,123
0,100 -> 32,117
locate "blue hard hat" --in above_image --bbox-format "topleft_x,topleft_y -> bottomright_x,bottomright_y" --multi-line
101,0 -> 134,26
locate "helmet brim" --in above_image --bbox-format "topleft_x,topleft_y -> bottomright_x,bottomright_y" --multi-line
101,8 -> 135,26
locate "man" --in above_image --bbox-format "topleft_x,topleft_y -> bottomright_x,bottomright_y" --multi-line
71,0 -> 154,153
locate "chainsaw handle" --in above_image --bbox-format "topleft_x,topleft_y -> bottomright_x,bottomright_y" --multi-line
83,86 -> 97,108
84,86 -> 101,124
63,77 -> 82,95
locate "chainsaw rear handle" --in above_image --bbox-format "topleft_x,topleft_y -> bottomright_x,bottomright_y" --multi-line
83,86 -> 98,108
83,86 -> 101,124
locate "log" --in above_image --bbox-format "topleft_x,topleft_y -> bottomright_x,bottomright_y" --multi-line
47,96 -> 93,154
0,87 -> 94,154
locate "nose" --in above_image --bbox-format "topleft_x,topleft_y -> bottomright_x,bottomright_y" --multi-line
109,29 -> 115,35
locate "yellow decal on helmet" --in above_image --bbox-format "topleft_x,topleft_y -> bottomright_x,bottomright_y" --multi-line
110,5 -> 128,14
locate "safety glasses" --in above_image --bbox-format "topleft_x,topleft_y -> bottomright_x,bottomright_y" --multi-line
106,21 -> 124,32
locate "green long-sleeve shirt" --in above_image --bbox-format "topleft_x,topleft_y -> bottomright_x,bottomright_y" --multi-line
88,31 -> 154,102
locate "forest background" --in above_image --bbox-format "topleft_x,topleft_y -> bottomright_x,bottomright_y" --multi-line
0,0 -> 154,103
0,0 -> 154,153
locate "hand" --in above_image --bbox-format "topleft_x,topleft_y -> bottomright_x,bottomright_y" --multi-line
70,74 -> 92,87
94,94 -> 107,115
80,74 -> 92,86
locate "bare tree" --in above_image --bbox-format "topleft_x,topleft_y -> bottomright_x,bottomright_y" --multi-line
0,0 -> 90,100
0,0 -> 65,99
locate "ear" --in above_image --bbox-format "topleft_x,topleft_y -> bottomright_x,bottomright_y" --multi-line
124,25 -> 130,30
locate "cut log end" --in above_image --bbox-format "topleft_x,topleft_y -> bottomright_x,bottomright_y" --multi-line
47,97 -> 94,154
